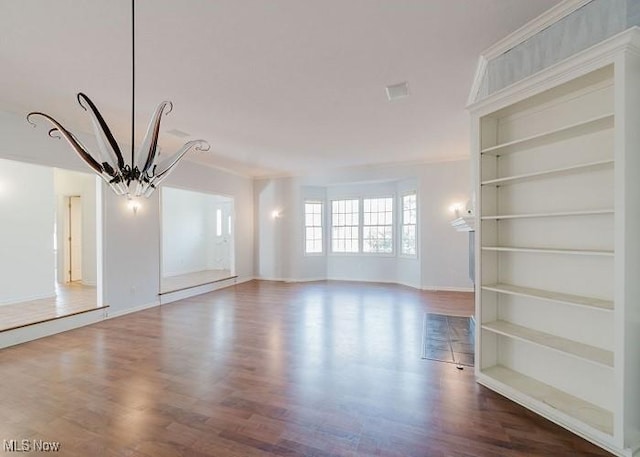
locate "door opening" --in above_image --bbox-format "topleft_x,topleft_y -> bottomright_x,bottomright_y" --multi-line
64,195 -> 82,283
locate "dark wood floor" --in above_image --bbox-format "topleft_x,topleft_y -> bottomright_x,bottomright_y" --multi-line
0,280 -> 612,456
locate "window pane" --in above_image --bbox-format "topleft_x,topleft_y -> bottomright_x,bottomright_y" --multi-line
362,197 -> 393,253
401,195 -> 417,256
331,199 -> 359,253
305,201 -> 323,254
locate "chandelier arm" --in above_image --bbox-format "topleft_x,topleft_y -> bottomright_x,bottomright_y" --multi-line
26,112 -> 104,175
152,139 -> 209,180
138,101 -> 172,175
77,93 -> 125,169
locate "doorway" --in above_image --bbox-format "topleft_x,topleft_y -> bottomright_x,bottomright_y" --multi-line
160,187 -> 236,294
64,195 -> 82,283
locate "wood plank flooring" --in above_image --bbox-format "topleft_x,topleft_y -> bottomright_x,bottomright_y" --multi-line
0,280 -> 612,456
0,282 -> 100,332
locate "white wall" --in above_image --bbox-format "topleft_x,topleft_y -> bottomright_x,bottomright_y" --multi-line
162,161 -> 254,282
162,188 -> 209,276
254,159 -> 473,291
161,187 -> 234,277
0,158 -> 55,304
53,168 -> 98,285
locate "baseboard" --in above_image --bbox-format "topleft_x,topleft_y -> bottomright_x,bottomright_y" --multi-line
421,286 -> 474,293
105,300 -> 161,319
81,280 -> 97,287
395,279 -> 422,290
257,276 -> 473,292
160,276 -> 252,305
0,308 -> 107,349
257,276 -> 327,283
0,292 -> 56,307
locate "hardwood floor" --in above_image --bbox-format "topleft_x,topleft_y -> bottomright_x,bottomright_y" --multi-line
0,282 -> 101,332
0,280 -> 612,456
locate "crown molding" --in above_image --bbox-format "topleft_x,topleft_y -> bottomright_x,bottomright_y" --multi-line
467,0 -> 594,105
468,27 -> 640,115
483,0 -> 593,61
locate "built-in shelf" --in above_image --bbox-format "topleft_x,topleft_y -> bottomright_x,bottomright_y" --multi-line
481,283 -> 613,311
480,366 -> 613,435
472,33 -> 640,456
481,209 -> 613,220
481,246 -> 614,256
481,160 -> 614,186
482,320 -> 614,368
481,114 -> 614,156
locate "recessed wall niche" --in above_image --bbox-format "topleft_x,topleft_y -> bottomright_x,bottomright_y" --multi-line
160,186 -> 235,293
0,158 -> 101,332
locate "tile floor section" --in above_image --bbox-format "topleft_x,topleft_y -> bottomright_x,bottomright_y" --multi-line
422,313 -> 474,366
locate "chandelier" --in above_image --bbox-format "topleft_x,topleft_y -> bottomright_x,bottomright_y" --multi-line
26,0 -> 209,198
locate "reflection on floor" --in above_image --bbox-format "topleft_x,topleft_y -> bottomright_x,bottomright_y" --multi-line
0,281 -> 611,456
160,269 -> 235,294
0,282 -> 100,332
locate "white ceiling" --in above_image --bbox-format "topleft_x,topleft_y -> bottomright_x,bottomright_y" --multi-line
0,0 -> 561,177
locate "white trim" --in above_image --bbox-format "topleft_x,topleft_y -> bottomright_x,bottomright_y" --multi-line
105,300 -> 160,319
159,276 -> 248,305
467,0 -> 594,104
303,200 -> 325,256
0,293 -> 56,307
468,28 -> 640,115
484,0 -> 593,61
477,374 -> 630,457
0,308 -> 106,349
400,191 -> 418,258
422,285 -> 474,293
258,277 -> 327,283
467,56 -> 488,106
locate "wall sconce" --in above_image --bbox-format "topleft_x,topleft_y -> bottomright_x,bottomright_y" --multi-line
271,209 -> 281,219
128,197 -> 141,215
449,202 -> 463,218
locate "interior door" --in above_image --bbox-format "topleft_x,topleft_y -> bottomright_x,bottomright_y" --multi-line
68,196 -> 82,282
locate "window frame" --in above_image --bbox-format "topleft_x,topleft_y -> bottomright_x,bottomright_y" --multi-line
304,200 -> 325,256
328,195 -> 396,256
329,198 -> 360,254
399,191 -> 418,258
361,196 -> 395,255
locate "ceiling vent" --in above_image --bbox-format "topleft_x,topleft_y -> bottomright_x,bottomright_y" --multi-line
385,82 -> 409,101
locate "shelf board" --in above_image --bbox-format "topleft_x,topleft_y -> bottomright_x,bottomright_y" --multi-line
481,113 -> 614,155
482,320 -> 614,368
481,160 -> 614,186
481,365 -> 613,435
481,209 -> 614,220
482,283 -> 613,311
481,246 -> 614,256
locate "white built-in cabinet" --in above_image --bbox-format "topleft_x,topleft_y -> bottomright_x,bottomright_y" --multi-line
470,29 -> 640,457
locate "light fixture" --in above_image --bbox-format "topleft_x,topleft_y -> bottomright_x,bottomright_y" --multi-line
26,0 -> 209,198
271,210 -> 281,219
127,196 -> 141,215
449,203 -> 463,218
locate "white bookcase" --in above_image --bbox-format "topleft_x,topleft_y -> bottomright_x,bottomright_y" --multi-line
470,29 -> 640,457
